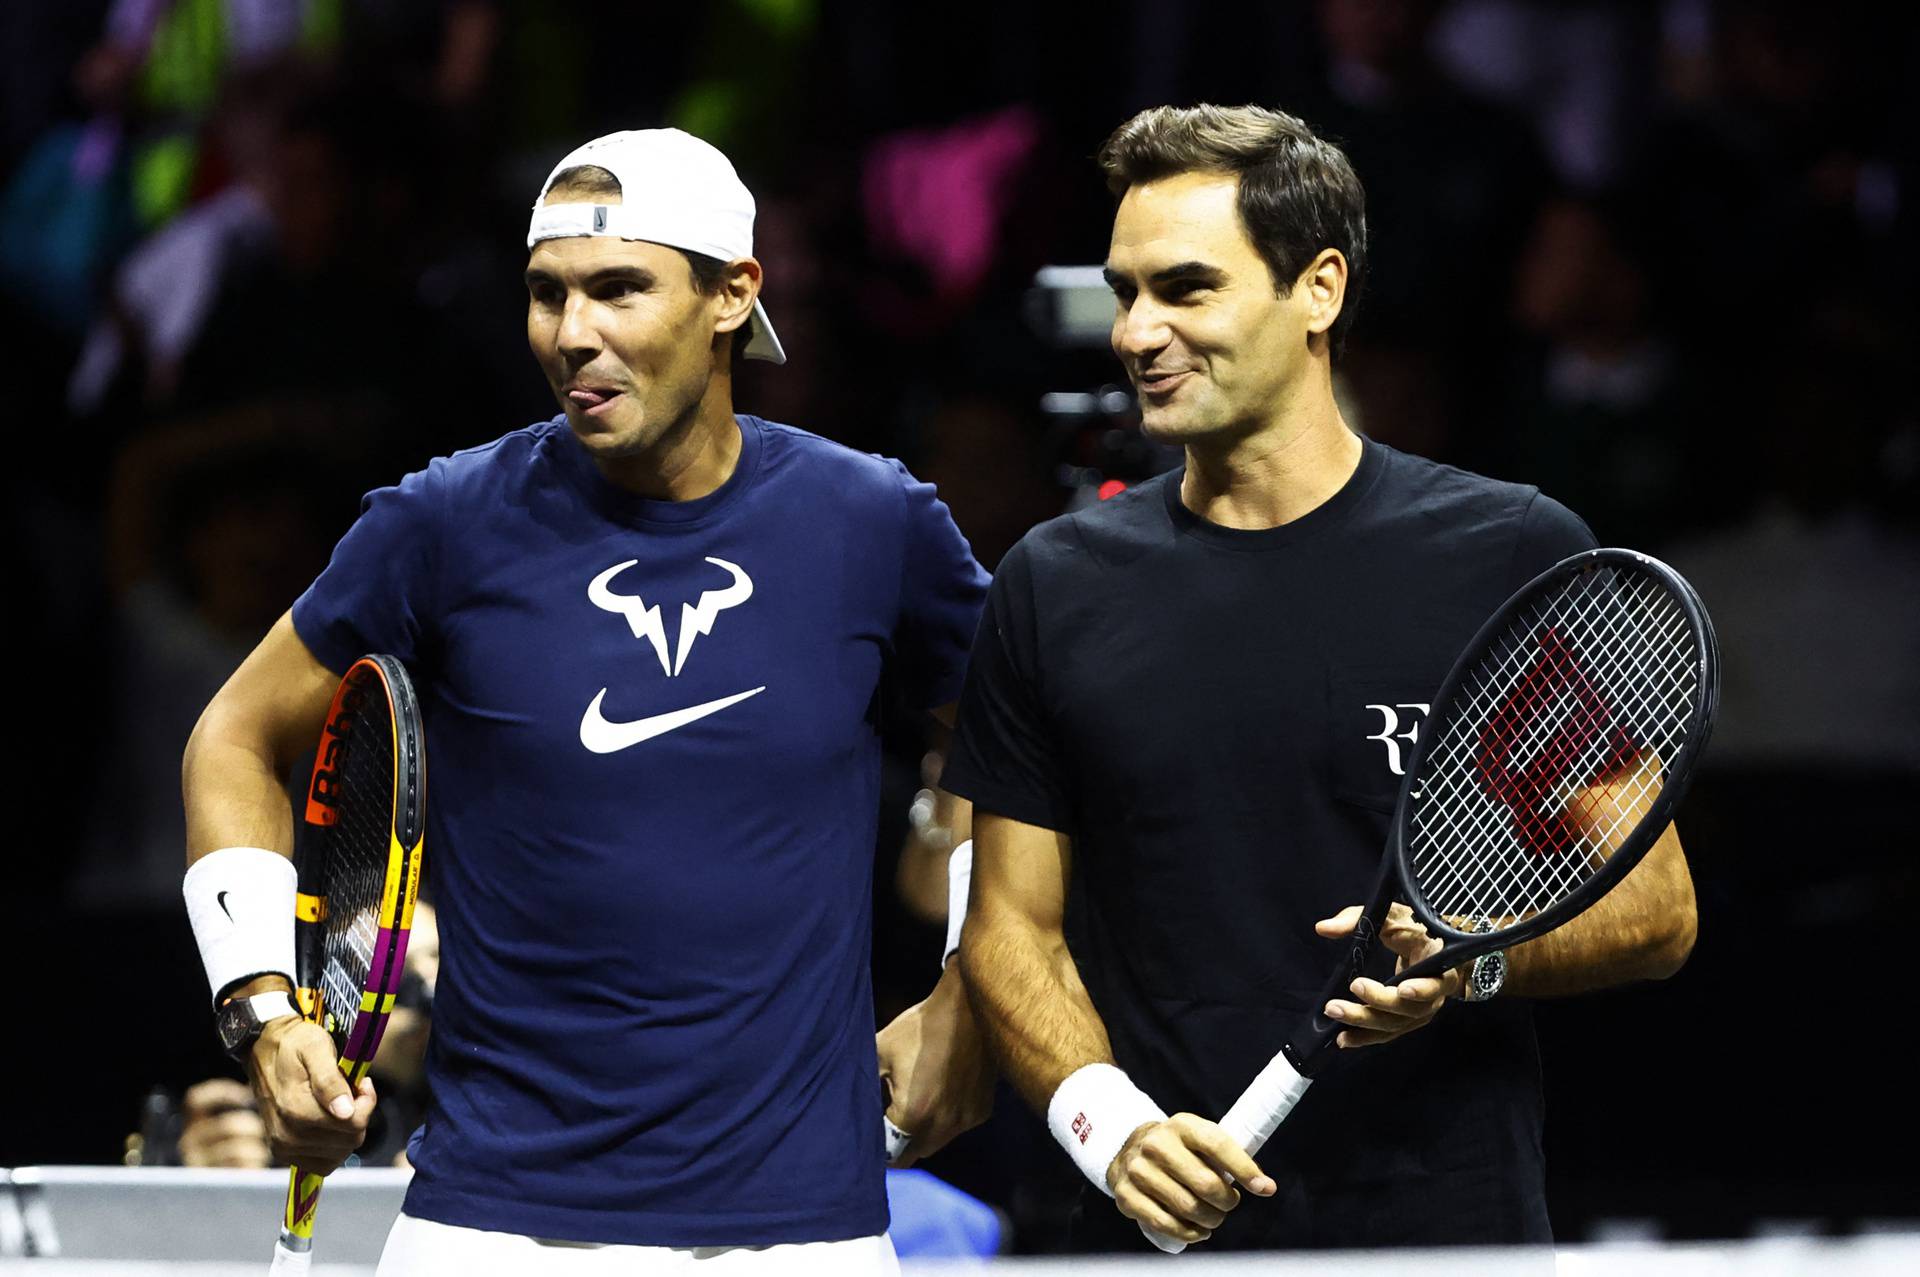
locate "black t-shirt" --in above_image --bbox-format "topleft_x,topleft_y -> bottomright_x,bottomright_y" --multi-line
944,439 -> 1595,1250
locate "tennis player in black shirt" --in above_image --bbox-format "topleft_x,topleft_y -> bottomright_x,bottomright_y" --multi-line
941,105 -> 1697,1252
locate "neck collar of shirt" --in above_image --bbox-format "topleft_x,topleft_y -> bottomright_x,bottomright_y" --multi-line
1163,435 -> 1385,551
552,413 -> 764,527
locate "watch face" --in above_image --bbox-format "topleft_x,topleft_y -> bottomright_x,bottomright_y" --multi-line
1473,953 -> 1506,998
217,999 -> 256,1055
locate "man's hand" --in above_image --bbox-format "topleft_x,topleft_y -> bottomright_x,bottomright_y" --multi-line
1106,1113 -> 1274,1246
177,1079 -> 272,1168
876,965 -> 994,1166
245,1017 -> 375,1174
1316,903 -> 1466,1048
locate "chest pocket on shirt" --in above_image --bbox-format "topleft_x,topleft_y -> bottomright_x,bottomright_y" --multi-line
1327,666 -> 1438,813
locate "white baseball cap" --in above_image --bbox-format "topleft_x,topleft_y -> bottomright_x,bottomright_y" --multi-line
527,128 -> 786,365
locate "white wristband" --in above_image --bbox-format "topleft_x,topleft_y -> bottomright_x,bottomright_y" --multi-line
1047,1063 -> 1168,1197
883,1115 -> 912,1163
941,840 -> 973,969
184,847 -> 297,1006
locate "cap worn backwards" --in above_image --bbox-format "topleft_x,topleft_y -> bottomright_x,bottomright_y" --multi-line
528,129 -> 786,365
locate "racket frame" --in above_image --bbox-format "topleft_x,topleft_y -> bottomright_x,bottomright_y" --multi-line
1286,547 -> 1718,1075
277,654 -> 426,1261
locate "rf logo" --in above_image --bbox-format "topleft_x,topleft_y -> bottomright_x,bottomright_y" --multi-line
1364,703 -> 1430,777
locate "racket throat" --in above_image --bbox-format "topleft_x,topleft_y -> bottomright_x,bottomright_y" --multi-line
1287,1012 -> 1346,1077
1277,1037 -> 1330,1080
1290,918 -> 1386,1076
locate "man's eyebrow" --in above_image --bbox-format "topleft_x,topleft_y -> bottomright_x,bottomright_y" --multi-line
1148,261 -> 1225,287
1102,261 -> 1226,290
523,265 -> 656,287
584,266 -> 654,285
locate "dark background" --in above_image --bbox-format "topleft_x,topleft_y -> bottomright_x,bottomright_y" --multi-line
4,0 -> 1916,1251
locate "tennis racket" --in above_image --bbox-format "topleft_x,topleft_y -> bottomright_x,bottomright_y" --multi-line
269,654 -> 427,1274
1145,547 -> 1718,1251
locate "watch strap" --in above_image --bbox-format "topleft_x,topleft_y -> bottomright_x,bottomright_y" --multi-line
220,991 -> 299,1058
240,991 -> 298,1022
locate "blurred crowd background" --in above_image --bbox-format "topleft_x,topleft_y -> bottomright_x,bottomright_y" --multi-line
4,0 -> 1916,1253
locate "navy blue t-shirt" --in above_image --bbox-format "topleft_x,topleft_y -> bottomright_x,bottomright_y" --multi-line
291,414 -> 988,1245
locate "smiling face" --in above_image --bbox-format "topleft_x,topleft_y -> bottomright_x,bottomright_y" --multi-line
524,198 -> 751,463
1105,170 -> 1330,445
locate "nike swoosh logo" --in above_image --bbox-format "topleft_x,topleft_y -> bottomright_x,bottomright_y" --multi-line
217,891 -> 233,923
579,686 -> 766,754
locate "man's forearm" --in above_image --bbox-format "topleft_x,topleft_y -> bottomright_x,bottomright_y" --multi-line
181,614 -> 342,1010
1505,822 -> 1697,997
181,712 -> 306,1005
182,710 -> 297,865
958,911 -> 1115,1114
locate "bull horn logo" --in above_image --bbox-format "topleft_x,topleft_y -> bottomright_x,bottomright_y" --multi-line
588,557 -> 753,677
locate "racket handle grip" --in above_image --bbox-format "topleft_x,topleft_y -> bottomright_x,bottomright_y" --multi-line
269,1238 -> 312,1274
1219,1049 -> 1313,1157
1141,1224 -> 1188,1254
1136,1052 -> 1314,1255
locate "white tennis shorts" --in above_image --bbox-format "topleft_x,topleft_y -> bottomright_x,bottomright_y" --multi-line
375,1213 -> 901,1276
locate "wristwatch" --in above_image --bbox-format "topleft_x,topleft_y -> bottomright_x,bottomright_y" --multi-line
1459,917 -> 1506,1003
216,991 -> 299,1060
1465,949 -> 1507,1002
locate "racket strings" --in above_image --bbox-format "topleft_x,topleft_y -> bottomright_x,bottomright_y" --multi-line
1417,597 -> 1658,913
315,688 -> 397,1051
1420,575 -> 1688,915
1408,566 -> 1699,928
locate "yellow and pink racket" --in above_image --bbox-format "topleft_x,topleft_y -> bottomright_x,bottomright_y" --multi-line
271,655 -> 426,1274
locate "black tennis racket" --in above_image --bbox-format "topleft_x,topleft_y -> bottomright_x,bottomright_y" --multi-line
271,654 -> 426,1274
1146,547 -> 1717,1251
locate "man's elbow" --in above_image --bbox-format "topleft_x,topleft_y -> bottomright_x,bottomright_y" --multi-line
181,700 -> 217,796
182,692 -> 244,785
955,914 -> 991,992
1642,905 -> 1698,980
180,692 -> 280,826
1634,827 -> 1697,981
955,905 -> 1031,998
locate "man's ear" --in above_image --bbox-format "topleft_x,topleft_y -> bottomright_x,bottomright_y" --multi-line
714,257 -> 763,338
1300,248 -> 1348,342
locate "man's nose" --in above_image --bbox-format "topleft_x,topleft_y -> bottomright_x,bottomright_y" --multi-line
1114,299 -> 1170,362
557,295 -> 601,361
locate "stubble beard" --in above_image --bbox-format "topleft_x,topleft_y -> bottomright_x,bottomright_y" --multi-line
576,377 -> 714,464
1136,387 -> 1221,445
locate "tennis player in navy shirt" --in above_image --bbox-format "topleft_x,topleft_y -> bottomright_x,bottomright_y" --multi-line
181,129 -> 994,1275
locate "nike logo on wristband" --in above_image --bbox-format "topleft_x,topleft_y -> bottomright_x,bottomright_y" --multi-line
578,686 -> 766,754
217,891 -> 234,923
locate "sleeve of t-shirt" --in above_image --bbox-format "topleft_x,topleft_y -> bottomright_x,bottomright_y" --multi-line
890,460 -> 992,710
1507,489 -> 1598,591
290,463 -> 442,675
939,536 -> 1076,833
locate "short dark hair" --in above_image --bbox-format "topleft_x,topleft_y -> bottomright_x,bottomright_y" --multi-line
541,164 -> 754,362
1097,105 -> 1368,359
544,163 -> 622,201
